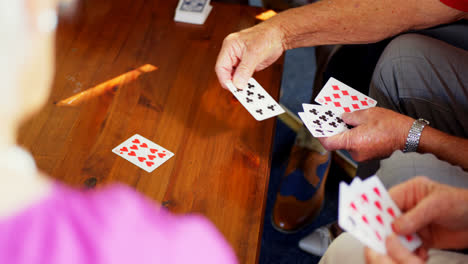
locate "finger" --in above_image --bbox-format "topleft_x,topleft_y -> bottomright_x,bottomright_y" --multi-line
341,109 -> 370,126
393,193 -> 441,235
317,132 -> 348,151
388,176 -> 429,212
364,247 -> 395,264
415,247 -> 428,261
232,54 -> 258,90
215,55 -> 236,89
390,180 -> 440,235
215,66 -> 233,89
215,39 -> 240,89
386,235 -> 424,264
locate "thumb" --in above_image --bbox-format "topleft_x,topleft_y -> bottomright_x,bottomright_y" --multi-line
393,193 -> 440,235
386,234 -> 424,264
232,56 -> 257,90
341,109 -> 369,127
317,131 -> 350,151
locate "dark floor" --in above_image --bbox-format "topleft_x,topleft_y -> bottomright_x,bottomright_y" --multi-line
259,120 -> 351,264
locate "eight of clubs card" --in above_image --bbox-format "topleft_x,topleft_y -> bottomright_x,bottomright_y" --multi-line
226,78 -> 285,121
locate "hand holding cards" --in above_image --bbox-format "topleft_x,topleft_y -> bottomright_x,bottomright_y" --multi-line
299,77 -> 377,137
299,104 -> 350,137
226,78 -> 285,121
339,176 -> 422,254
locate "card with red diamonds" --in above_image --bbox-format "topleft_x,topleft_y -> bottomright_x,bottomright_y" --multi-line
112,134 -> 174,173
314,77 -> 377,113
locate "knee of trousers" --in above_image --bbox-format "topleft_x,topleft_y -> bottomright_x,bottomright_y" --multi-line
377,150 -> 468,189
369,34 -> 441,107
319,233 -> 366,264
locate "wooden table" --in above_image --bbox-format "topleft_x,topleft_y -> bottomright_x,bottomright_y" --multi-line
18,1 -> 283,263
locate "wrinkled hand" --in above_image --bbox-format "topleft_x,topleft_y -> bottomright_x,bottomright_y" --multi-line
215,22 -> 285,90
365,235 -> 426,264
365,176 -> 468,264
318,107 -> 414,162
390,176 -> 468,250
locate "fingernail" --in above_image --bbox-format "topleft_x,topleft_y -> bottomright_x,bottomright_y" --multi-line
365,247 -> 377,261
225,81 -> 236,91
391,222 -> 397,232
388,233 -> 398,241
233,78 -> 246,90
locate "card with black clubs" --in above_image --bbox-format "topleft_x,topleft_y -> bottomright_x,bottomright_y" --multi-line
299,104 -> 351,137
299,78 -> 377,138
226,78 -> 285,121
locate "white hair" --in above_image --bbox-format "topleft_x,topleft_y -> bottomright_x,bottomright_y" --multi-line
0,0 -> 30,120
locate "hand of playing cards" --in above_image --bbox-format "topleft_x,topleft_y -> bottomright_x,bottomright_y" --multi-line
299,77 -> 377,137
339,176 -> 422,254
174,0 -> 213,25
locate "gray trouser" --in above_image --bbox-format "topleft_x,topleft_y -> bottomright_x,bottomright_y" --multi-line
369,33 -> 468,137
370,31 -> 468,187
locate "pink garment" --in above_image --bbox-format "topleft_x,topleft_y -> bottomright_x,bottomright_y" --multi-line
0,183 -> 237,264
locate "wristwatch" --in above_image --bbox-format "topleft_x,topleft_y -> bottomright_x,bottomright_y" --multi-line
403,118 -> 430,153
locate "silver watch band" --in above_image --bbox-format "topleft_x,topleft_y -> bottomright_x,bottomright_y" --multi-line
403,118 -> 430,153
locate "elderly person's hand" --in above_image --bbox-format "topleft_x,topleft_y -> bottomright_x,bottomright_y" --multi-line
365,235 -> 426,264
365,177 -> 468,263
318,107 -> 414,162
215,21 -> 285,90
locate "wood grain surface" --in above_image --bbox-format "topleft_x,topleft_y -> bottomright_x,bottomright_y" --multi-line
18,1 -> 283,263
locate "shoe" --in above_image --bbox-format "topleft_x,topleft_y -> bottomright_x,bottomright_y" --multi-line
272,145 -> 331,233
298,222 -> 342,256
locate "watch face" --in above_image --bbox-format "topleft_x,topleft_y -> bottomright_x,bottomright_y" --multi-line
418,118 -> 430,126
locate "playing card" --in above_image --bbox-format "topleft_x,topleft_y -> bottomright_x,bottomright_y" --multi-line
359,176 -> 422,252
346,178 -> 389,253
301,103 -> 351,132
350,177 -> 362,189
315,77 -> 377,113
180,0 -> 208,12
226,78 -> 285,121
174,0 -> 212,24
298,112 -> 340,137
112,134 -> 174,173
339,181 -> 382,252
339,176 -> 422,254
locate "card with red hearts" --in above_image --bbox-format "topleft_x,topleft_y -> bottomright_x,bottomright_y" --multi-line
112,134 -> 174,173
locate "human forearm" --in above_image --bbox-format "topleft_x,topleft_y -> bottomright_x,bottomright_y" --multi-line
264,0 -> 466,50
419,126 -> 468,170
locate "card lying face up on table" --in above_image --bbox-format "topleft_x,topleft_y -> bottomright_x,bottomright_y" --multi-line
112,134 -> 174,173
299,77 -> 378,137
